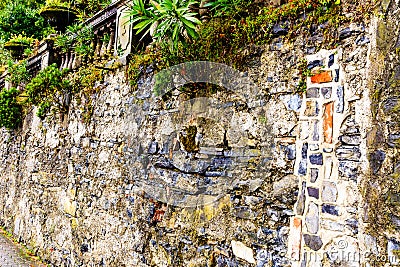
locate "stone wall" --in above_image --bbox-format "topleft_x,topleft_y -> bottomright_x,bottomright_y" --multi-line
0,2 -> 399,267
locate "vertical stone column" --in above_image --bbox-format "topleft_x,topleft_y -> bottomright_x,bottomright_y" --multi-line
288,49 -> 364,266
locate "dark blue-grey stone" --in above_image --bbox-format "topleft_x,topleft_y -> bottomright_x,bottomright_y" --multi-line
370,150 -> 386,174
301,143 -> 308,159
322,204 -> 339,216
321,87 -> 332,99
299,160 -> 307,176
306,87 -> 319,98
328,54 -> 334,67
303,234 -> 323,251
307,60 -> 323,69
334,69 -> 340,82
311,168 -> 319,183
307,187 -> 319,199
310,153 -> 323,165
127,209 -> 133,218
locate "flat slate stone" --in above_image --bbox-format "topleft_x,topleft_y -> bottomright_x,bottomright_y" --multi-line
340,134 -> 361,145
307,60 -> 323,69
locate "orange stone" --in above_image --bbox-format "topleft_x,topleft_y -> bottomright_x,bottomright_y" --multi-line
288,217 -> 302,260
311,71 -> 333,84
323,102 -> 334,143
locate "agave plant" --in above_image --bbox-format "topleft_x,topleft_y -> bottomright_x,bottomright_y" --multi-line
127,0 -> 201,52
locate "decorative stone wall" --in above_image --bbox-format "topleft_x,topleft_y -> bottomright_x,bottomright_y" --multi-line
0,2 -> 399,267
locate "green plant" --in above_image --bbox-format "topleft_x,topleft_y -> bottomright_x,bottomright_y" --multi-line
204,0 -> 250,17
127,0 -> 202,53
6,34 -> 34,46
0,1 -> 47,41
25,63 -> 70,118
55,24 -> 94,55
0,87 -> 23,129
6,60 -> 31,87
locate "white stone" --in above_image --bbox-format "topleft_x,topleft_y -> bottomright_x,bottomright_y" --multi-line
231,240 -> 256,264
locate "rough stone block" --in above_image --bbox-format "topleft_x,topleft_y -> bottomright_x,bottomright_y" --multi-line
321,87 -> 332,99
231,240 -> 256,264
305,202 -> 319,234
303,234 -> 323,251
307,187 -> 319,199
322,181 -> 338,202
309,153 -> 323,165
310,168 -> 319,183
306,87 -> 319,98
304,101 -> 319,116
311,71 -> 332,83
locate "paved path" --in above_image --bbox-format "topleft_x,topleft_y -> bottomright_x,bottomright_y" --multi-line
0,231 -> 41,267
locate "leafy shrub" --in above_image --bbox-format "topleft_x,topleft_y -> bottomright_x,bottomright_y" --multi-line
26,63 -> 70,118
0,1 -> 47,41
0,88 -> 23,129
127,0 -> 202,52
6,60 -> 31,88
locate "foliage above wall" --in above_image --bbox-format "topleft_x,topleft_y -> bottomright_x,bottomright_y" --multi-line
26,64 -> 71,119
127,0 -> 202,53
